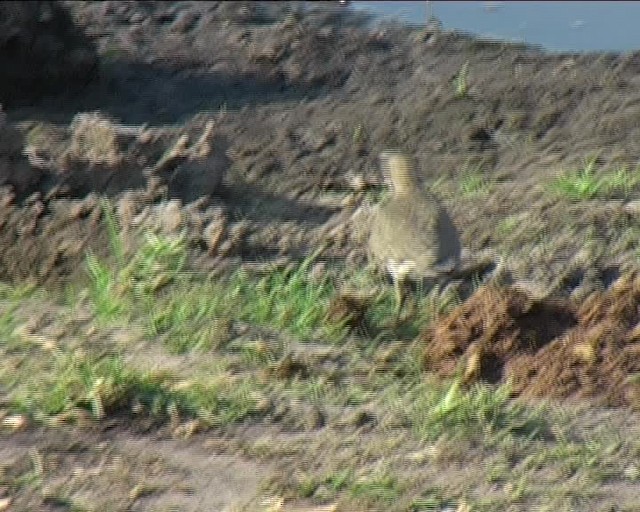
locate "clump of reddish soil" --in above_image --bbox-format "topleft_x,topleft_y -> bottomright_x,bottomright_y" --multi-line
421,275 -> 640,407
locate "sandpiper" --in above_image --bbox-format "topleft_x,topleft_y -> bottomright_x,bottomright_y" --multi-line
369,150 -> 462,316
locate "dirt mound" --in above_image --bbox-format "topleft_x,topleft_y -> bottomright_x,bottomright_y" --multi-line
0,108 -> 43,198
0,189 -> 107,288
421,276 -> 640,407
0,110 -> 235,288
0,187 -> 238,290
17,111 -> 229,202
0,1 -> 98,105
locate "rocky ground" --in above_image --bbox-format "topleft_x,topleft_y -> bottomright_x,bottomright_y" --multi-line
3,1 -> 640,511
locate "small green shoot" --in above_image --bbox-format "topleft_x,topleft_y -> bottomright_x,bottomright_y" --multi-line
459,165 -> 491,197
454,61 -> 470,98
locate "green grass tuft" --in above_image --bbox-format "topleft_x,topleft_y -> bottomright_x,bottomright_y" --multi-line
549,155 -> 640,201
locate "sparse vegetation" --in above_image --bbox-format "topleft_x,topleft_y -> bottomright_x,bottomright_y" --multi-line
459,162 -> 492,197
5,200 -> 634,510
549,154 -> 640,200
497,213 -> 525,237
4,211 -> 637,511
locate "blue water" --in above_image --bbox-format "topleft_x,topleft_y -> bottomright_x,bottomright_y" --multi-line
351,1 -> 640,53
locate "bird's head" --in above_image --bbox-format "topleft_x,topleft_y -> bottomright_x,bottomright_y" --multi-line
379,150 -> 421,196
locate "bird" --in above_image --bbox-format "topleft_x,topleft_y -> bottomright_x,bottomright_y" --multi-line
368,150 -> 462,317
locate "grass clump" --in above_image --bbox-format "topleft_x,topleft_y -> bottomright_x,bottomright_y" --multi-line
166,374 -> 264,426
84,199 -> 187,323
85,251 -> 128,321
228,247 -> 336,341
383,379 -> 548,444
147,249 -> 338,354
84,229 -> 187,324
4,341 -> 151,421
86,199 -> 338,349
549,155 -> 640,201
297,469 -> 353,500
147,279 -> 236,353
1,300 -> 261,426
409,488 -> 457,512
453,61 -> 470,98
350,472 -> 402,506
459,164 -> 492,197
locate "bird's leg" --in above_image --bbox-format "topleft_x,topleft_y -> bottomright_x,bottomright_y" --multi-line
394,276 -> 406,321
404,287 -> 418,320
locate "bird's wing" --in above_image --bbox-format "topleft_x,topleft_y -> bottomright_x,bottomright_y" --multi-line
370,200 -> 436,262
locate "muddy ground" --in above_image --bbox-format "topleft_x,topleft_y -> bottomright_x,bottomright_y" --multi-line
3,1 -> 640,510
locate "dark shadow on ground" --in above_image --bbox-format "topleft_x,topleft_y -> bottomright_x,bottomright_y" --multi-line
221,182 -> 336,226
7,59 -> 327,126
